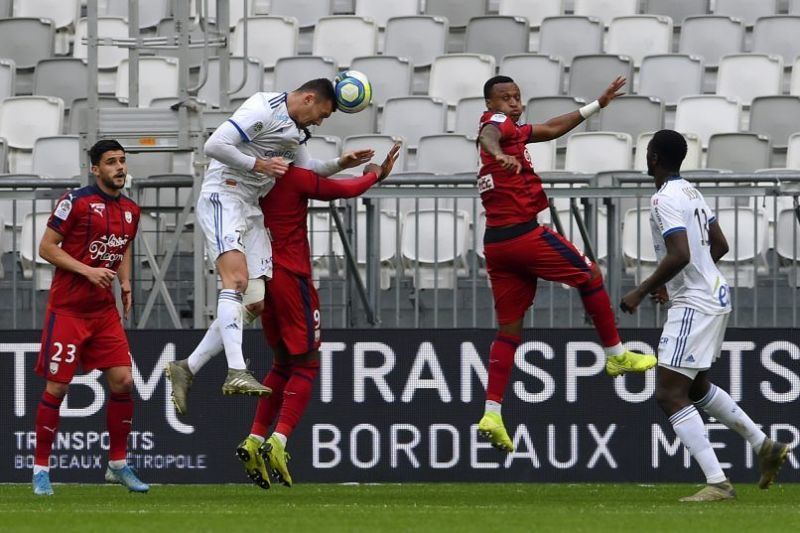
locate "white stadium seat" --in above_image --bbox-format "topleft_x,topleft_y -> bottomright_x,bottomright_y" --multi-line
416,134 -> 478,175
384,16 -> 448,69
539,16 -> 603,66
32,136 -> 82,180
465,16 -> 530,65
638,55 -> 704,107
116,57 -> 180,107
716,54 -> 782,106
707,133 -> 771,172
196,0 -> 254,27
402,209 -> 470,289
749,96 -> 800,149
674,95 -> 741,147
74,17 -> 129,69
32,58 -> 89,109
606,16 -> 673,67
790,57 -> 800,96
0,59 -> 14,101
198,57 -> 264,108
19,212 -> 54,290
527,140 -> 557,172
232,16 -> 298,69
315,103 -> 377,139
424,0 -> 486,28
565,132 -> 633,173
574,0 -> 638,26
381,96 -> 447,149
679,15 -> 744,67
350,56 -> 413,108
0,17 -> 54,75
0,96 -> 64,150
429,54 -> 495,107
635,132 -> 703,171
569,54 -> 633,99
527,96 -> 588,147
647,0 -> 709,26
713,0 -> 778,27
453,97 -> 487,137
715,207 -> 769,288
342,134 -> 406,175
353,210 -> 400,290
270,0 -> 332,28
752,16 -> 800,65
306,136 -> 341,164
104,0 -> 171,29
499,0 -> 564,27
312,16 -> 378,68
785,132 -> 800,169
274,56 -> 337,93
500,54 -> 563,100
355,0 -> 418,28
598,96 -> 664,143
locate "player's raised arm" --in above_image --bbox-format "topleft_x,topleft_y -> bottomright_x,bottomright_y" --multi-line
529,76 -> 626,143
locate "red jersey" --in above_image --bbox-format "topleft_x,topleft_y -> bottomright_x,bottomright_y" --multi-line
477,111 -> 549,227
46,184 -> 140,317
260,167 -> 378,277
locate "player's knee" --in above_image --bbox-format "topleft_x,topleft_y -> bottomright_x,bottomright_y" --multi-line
46,381 -> 69,399
655,385 -> 684,415
242,278 -> 265,322
109,373 -> 134,393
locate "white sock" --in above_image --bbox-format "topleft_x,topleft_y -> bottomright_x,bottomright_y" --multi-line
108,459 -> 127,469
604,343 -> 625,357
33,465 -> 49,474
485,400 -> 502,414
187,319 -> 224,374
217,289 -> 246,370
249,433 -> 265,444
696,383 -> 767,453
273,432 -> 288,447
670,405 -> 726,484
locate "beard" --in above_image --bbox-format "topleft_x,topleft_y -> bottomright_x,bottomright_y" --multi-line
101,173 -> 126,190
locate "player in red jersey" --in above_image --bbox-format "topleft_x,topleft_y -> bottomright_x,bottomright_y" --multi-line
233,144 -> 400,489
475,76 -> 658,452
31,140 -> 148,495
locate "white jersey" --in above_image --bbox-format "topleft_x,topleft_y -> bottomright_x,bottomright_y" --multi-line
650,177 -> 731,315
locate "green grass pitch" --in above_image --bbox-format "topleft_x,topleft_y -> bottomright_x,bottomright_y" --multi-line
2,483 -> 799,532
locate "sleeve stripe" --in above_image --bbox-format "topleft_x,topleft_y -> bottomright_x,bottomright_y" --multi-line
709,216 -> 717,224
227,119 -> 250,143
662,226 -> 686,238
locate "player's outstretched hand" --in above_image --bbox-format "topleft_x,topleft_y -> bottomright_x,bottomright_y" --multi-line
649,286 -> 669,304
85,267 -> 116,289
253,156 -> 289,178
120,280 -> 133,319
598,76 -> 626,108
495,153 -> 522,174
338,149 -> 375,170
366,142 -> 401,182
620,288 -> 644,314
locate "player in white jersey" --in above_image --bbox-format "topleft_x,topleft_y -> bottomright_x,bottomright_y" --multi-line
620,129 -> 790,502
166,79 -> 373,408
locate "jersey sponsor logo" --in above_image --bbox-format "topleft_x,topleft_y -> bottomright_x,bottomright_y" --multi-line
89,234 -> 130,265
54,199 -> 72,221
262,149 -> 295,160
490,113 -> 507,123
477,174 -> 495,194
125,211 -> 132,224
90,202 -> 106,216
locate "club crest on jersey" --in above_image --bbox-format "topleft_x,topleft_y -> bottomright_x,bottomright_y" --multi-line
49,362 -> 58,374
125,211 -> 132,223
90,202 -> 105,216
253,121 -> 264,133
54,198 -> 72,221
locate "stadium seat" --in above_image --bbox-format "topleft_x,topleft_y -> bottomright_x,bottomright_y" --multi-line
607,16 -> 673,68
116,57 -> 180,107
716,54 -> 782,106
355,0 -> 418,28
0,0 -> 9,16
715,207 -> 769,288
156,18 -> 220,70
270,0 -> 333,28
14,0 -> 79,54
274,56 -> 337,93
312,16 -> 378,68
232,16 -> 298,70
792,0 -> 800,14
429,54 -> 495,107
32,58 -> 88,109
342,134 -> 406,175
307,212 -> 336,279
424,0 -> 486,28
0,18 -> 54,93
679,16 -> 744,68
315,103 -> 377,139
569,54 -> 633,99
749,96 -> 800,150
499,54 -> 562,100
574,0 -> 638,26
401,208 -> 470,289
713,0 -> 778,27
350,56 -> 413,108
527,96 -> 588,146
381,96 -> 447,149
465,16 -> 530,65
707,133 -> 771,172
198,57 -> 263,108
306,135 -> 341,163
353,210 -> 400,290
638,55 -> 704,107
196,0 -> 253,27
104,0 -> 171,29
634,131 -> 703,171
31,136 -> 82,180
539,16 -> 603,66
453,97 -> 486,137
384,16 -> 448,69
554,208 -> 609,261
19,212 -> 53,290
622,207 -> 658,281
526,140 -> 557,172
752,16 -> 800,66
73,17 -> 130,93
674,95 -> 741,147
645,0 -> 709,26
598,96 -> 664,142
416,134 -> 478,174
775,208 -> 800,267
565,132 -> 633,173
68,96 -> 127,134
785,133 -> 800,169
0,59 -> 14,101
0,96 -> 63,150
0,137 -> 7,173
498,0 -> 564,27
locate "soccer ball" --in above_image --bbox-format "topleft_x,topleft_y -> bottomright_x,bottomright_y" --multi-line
334,70 -> 372,114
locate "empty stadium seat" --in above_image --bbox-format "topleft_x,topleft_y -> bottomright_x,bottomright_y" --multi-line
716,54 -> 782,105
569,55 -> 633,99
775,208 -> 800,266
674,95 -> 741,147
416,134 -> 478,174
306,135 -> 341,163
381,96 -> 447,148
198,57 -> 263,108
355,0 -> 418,28
116,57 -> 180,107
638,55 -> 704,107
0,17 -> 54,93
791,57 -> 800,96
465,16 -> 529,65
499,54 -> 562,100
539,16 -> 603,66
453,97 -> 486,137
315,103 -> 377,139
104,0 -> 171,29
32,136 -> 82,180
498,0 -> 563,27
752,16 -> 800,66
353,210 -> 400,290
527,140 -> 557,172
312,16 -> 378,68
424,0 -> 486,28
553,208 -> 609,261
716,207 -> 769,288
634,131 -> 703,171
565,132 -> 633,173
195,0 -> 253,27
574,0 -> 638,26
270,0 -> 332,28
68,96 -> 127,134
598,96 -> 664,142
232,16 -> 298,70
14,0 -> 78,29
785,133 -> 800,169
401,208 -> 470,289
0,0 -> 9,16
0,96 -> 63,150
74,17 -> 130,93
350,56 -> 413,108
342,134 -> 406,175
0,59 -> 14,101
0,137 -> 7,173
32,58 -> 88,109
429,54 -> 495,107
527,96 -> 587,146
274,56 -> 337,93
19,211 -> 53,290
622,207 -> 658,281
749,96 -> 800,149
646,0 -> 709,26
707,133 -> 771,172
156,18 -> 219,70
713,0 -> 778,27
384,16 -> 448,69
679,16 -> 744,67
607,16 -> 673,67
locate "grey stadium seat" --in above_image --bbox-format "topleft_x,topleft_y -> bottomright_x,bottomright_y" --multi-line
713,0 -> 778,27
679,15 -> 744,67
0,59 -> 14,101
0,18 -> 54,71
707,133 -> 772,172
270,0 -> 333,28
0,0 -> 10,16
342,134 -> 406,174
526,96 -> 587,146
157,18 -> 219,69
748,96 -> 800,149
104,0 -> 171,29
68,96 -> 127,134
539,16 -> 603,66
454,97 -> 487,137
465,16 -> 529,65
32,136 -> 82,180
498,0 -> 564,28
645,0 -> 709,26
384,16 -> 448,69
499,54 -> 562,100
273,56 -> 337,93
638,54 -> 704,107
33,58 -> 88,109
198,57 -> 264,108
416,134 -> 478,174
350,56 -> 413,108
355,0 -> 418,28
598,96 -> 664,142
305,135 -> 341,163
315,104 -> 377,139
0,137 -> 7,173
752,16 -> 800,66
569,54 -> 633,100
424,0 -> 486,28
381,96 -> 447,148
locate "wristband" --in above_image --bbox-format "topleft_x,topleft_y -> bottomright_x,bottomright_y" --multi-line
579,100 -> 601,119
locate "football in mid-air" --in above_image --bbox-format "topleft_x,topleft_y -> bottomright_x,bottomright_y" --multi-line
334,70 -> 372,114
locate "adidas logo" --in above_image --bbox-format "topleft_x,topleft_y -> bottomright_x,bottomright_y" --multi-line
225,322 -> 241,330
686,354 -> 695,363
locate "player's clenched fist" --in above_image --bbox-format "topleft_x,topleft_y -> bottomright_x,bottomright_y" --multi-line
253,156 -> 289,178
84,266 -> 117,289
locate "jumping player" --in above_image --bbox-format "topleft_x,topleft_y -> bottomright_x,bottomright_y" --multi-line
476,75 -> 657,452
165,79 -> 373,412
620,129 -> 791,501
235,144 -> 401,489
32,140 -> 147,495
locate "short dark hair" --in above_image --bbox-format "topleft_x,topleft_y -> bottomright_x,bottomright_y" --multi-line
649,129 -> 687,171
484,75 -> 515,99
89,139 -> 125,165
295,78 -> 337,110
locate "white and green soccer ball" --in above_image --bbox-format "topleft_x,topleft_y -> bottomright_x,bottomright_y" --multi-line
334,70 -> 372,114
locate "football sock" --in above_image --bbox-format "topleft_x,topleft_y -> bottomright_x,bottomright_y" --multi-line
485,333 -> 521,404
669,405 -> 726,484
248,434 -> 265,445
578,278 -> 622,350
217,289 -> 246,370
250,362 -> 292,437
109,460 -> 127,469
695,383 -> 767,453
273,432 -> 288,448
35,391 -> 63,469
107,392 -> 133,462
485,400 -> 502,414
274,361 -> 319,439
187,319 -> 223,374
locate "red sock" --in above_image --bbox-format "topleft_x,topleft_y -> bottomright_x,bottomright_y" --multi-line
250,363 -> 292,437
274,362 -> 319,439
107,392 -> 133,462
579,277 -> 621,348
486,333 -> 521,404
35,391 -> 63,467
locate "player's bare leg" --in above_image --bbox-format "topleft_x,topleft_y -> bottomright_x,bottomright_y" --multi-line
103,366 -> 149,492
33,381 -> 68,495
477,320 -> 520,453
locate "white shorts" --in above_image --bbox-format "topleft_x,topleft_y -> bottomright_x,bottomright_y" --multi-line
196,191 -> 272,279
658,307 -> 730,379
